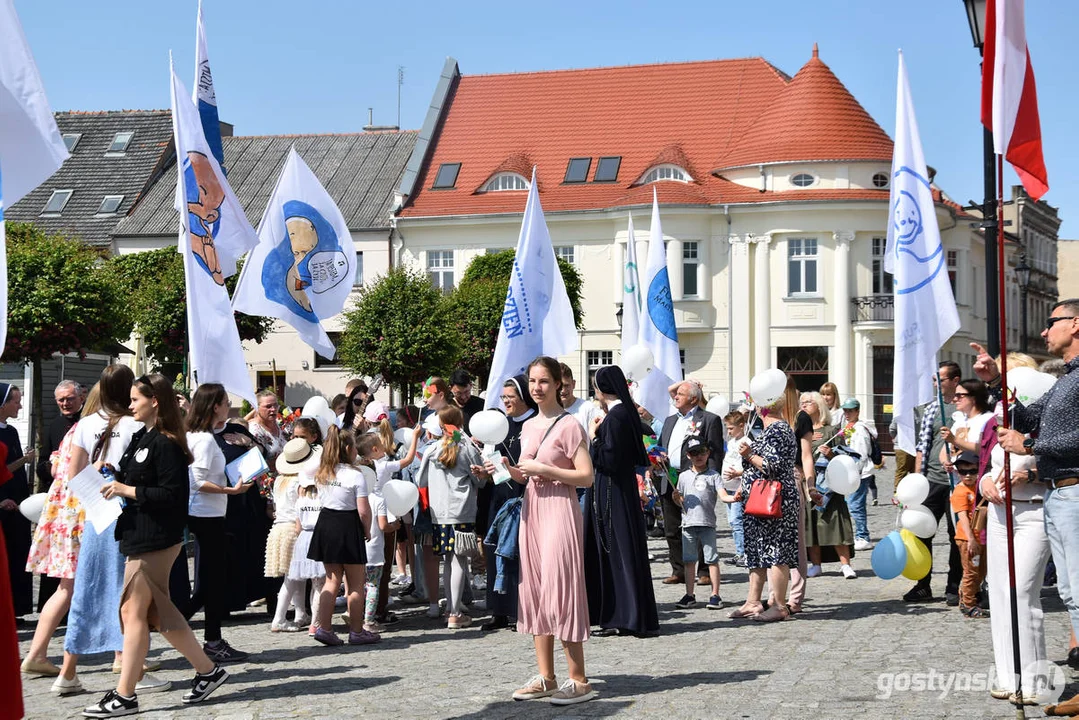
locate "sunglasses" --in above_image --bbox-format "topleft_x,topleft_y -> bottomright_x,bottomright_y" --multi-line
1046,316 -> 1077,330
352,399 -> 364,406
956,467 -> 979,476
953,392 -> 970,398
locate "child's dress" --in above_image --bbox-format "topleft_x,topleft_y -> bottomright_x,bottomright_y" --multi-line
288,494 -> 325,580
266,474 -> 300,577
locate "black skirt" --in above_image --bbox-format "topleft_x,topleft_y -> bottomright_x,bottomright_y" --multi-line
308,508 -> 367,565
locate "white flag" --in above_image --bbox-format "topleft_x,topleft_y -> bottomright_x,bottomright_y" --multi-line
484,168 -> 577,408
0,0 -> 70,354
885,51 -> 960,454
169,58 -> 256,404
233,146 -> 354,360
620,212 -> 642,359
635,188 -> 683,420
193,0 -> 225,169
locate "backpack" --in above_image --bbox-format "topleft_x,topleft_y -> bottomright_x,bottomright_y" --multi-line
868,431 -> 883,467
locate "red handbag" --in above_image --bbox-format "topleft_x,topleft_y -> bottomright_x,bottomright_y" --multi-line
745,478 -> 783,518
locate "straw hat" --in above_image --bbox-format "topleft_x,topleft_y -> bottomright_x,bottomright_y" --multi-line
276,438 -> 316,474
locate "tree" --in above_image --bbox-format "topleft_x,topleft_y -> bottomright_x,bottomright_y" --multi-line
451,249 -> 584,383
106,247 -> 273,373
338,266 -> 461,401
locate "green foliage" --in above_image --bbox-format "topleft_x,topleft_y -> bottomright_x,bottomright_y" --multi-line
459,249 -> 584,327
106,247 -> 273,368
4,222 -> 125,363
338,266 -> 461,394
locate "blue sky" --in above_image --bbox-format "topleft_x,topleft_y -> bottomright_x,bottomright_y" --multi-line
17,0 -> 1076,236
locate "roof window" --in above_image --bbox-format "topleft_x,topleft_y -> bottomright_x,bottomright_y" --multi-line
564,157 -> 591,184
107,131 -> 134,154
641,164 -> 691,184
481,173 -> 529,192
98,195 -> 125,214
872,171 -> 890,189
62,133 -> 81,152
594,156 -> 621,183
42,189 -> 73,215
432,163 -> 461,189
790,172 -> 816,188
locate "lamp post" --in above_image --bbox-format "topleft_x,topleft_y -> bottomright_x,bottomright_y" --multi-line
963,0 -> 1000,357
615,302 -> 623,329
1016,254 -> 1031,353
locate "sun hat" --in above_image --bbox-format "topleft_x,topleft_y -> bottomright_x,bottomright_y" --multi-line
276,438 -> 316,474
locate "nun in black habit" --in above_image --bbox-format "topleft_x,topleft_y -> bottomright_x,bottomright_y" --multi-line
584,365 -> 659,636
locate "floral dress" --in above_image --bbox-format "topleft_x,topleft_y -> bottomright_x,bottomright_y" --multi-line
25,425 -> 83,578
740,419 -> 800,570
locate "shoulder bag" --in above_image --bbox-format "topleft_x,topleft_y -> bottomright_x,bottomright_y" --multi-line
744,443 -> 783,518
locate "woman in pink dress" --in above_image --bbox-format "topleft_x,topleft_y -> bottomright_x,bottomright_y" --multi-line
503,356 -> 596,707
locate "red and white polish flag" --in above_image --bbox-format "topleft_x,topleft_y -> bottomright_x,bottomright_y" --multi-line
980,0 -> 1048,200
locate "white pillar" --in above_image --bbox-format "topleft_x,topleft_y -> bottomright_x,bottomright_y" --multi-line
730,234 -> 752,393
668,238 -> 684,302
753,234 -> 772,374
833,230 -> 854,396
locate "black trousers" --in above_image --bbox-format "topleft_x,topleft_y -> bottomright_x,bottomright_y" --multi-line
915,481 -> 963,593
186,515 -> 227,642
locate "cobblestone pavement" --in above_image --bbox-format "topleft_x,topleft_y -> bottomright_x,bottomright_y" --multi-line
17,459 -> 1077,719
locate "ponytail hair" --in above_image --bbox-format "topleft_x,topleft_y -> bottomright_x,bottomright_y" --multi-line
436,405 -> 465,468
378,418 -> 394,455
315,425 -> 356,485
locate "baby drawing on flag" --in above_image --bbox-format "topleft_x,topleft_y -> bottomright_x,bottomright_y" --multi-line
183,151 -> 226,285
261,199 -> 349,320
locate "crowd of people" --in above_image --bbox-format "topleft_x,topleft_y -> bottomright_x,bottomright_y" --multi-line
7,299 -> 1079,715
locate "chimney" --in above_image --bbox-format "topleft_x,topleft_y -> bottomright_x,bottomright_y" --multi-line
362,107 -> 399,133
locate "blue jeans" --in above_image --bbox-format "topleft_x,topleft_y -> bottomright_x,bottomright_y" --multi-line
727,501 -> 745,556
846,475 -> 873,541
1045,483 -> 1079,637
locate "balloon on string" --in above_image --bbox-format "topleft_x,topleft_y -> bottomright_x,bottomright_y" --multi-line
393,427 -> 411,446
705,394 -> 730,417
19,493 -> 47,523
621,344 -> 654,382
895,473 -> 930,506
900,504 -> 938,538
871,530 -> 908,580
748,368 -> 787,407
1007,367 -> 1057,405
900,528 -> 932,580
383,480 -> 419,517
470,410 -> 509,445
301,396 -> 336,437
825,455 -> 860,495
360,465 -> 377,491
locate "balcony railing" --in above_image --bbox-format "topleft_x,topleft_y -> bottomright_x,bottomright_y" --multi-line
852,295 -> 894,323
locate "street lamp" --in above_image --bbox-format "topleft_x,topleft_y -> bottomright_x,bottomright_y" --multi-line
1016,254 -> 1031,353
963,0 -> 1000,358
615,302 -> 623,329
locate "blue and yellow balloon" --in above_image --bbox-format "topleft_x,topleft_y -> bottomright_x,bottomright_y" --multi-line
871,530 -> 908,580
899,529 -> 931,581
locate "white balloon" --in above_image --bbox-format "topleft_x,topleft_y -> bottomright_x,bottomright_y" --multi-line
1008,367 -> 1057,406
749,368 -> 787,408
901,505 -> 938,538
301,395 -> 336,437
895,473 -> 930,506
470,410 -> 509,445
20,493 -> 47,523
621,344 -> 655,382
393,427 -> 411,447
383,479 -> 419,517
360,465 -> 377,492
706,394 -> 730,417
825,455 -> 860,495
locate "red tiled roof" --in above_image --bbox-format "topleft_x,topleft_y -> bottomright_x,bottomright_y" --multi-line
399,51 -> 896,218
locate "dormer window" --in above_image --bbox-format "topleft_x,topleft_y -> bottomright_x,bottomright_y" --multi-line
640,164 -> 691,184
480,173 -> 529,192
790,172 -> 816,188
107,131 -> 134,155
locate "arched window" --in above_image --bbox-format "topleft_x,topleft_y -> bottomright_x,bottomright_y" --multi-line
640,164 -> 691,184
872,171 -> 890,189
790,172 -> 816,188
481,173 -> 529,192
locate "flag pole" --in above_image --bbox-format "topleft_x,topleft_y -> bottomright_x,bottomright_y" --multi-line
995,153 -> 1024,718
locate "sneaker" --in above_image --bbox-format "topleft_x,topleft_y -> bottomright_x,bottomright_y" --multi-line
806,564 -> 822,578
549,678 -> 597,706
396,582 -> 416,597
400,592 -> 426,605
945,591 -> 960,607
203,639 -> 248,663
707,595 -> 723,610
675,594 -> 696,609
347,629 -> 381,645
390,573 -> 410,587
447,614 -> 472,629
313,628 -> 343,646
512,674 -> 558,701
181,665 -> 229,704
871,498 -> 879,506
293,613 -> 312,627
723,554 -> 740,566
841,564 -> 857,579
903,585 -> 934,602
426,604 -> 442,619
271,620 -> 300,633
363,621 -> 386,634
82,689 -> 138,717
51,674 -> 84,697
134,673 -> 171,694
853,538 -> 873,551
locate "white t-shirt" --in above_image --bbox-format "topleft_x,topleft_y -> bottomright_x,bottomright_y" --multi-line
187,431 -> 228,517
366,493 -> 387,565
565,397 -> 602,439
72,411 -> 142,471
319,464 -> 368,511
373,457 -> 403,493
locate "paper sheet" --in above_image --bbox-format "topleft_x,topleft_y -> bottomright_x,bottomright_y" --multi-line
68,464 -> 123,534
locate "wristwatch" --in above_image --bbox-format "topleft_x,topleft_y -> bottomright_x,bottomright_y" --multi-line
1023,437 -> 1035,455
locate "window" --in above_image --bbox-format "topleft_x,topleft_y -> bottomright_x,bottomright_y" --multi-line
98,195 -> 124,214
432,163 -> 460,189
778,346 -> 829,391
871,237 -> 893,295
256,371 -> 286,400
62,133 -> 81,152
641,164 -> 690,184
314,332 -> 342,369
872,172 -> 890,189
679,348 -> 686,374
790,172 -> 815,188
564,157 -> 591,183
587,350 -> 613,391
480,173 -> 528,192
42,189 -> 73,214
107,131 -> 134,154
787,238 -> 818,295
353,251 -> 364,287
682,241 -> 699,296
555,246 -> 575,265
947,250 -> 958,296
428,250 -> 454,294
594,156 -> 621,182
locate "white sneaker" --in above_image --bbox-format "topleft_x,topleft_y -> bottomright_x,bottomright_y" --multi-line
841,564 -> 857,579
854,538 -> 873,551
135,672 -> 171,694
51,674 -> 84,696
806,564 -> 822,578
426,604 -> 442,619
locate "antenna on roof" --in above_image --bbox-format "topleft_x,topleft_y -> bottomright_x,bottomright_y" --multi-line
397,66 -> 405,129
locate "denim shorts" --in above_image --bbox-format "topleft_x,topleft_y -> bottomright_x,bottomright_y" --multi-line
681,525 -> 718,564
